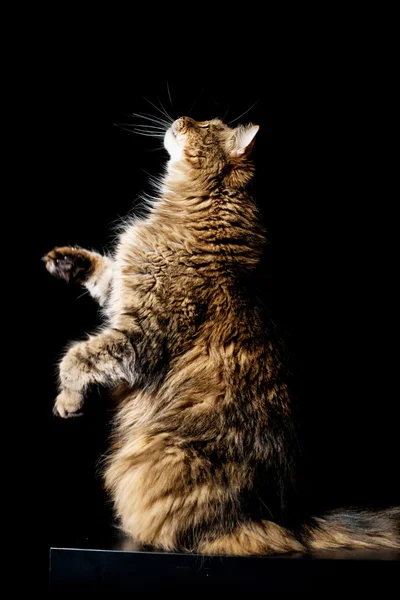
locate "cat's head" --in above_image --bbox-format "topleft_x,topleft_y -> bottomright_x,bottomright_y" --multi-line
164,117 -> 259,185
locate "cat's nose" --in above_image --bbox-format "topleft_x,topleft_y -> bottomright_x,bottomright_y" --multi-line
172,117 -> 193,133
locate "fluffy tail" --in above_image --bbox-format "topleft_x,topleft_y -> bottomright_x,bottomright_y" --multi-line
302,507 -> 400,551
197,508 -> 400,556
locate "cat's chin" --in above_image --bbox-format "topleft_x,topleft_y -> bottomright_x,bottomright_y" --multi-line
164,128 -> 183,164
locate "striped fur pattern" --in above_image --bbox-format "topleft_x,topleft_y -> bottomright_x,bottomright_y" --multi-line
44,116 -> 399,554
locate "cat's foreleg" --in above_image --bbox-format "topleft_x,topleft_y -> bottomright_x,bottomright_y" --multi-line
54,328 -> 135,417
43,246 -> 113,306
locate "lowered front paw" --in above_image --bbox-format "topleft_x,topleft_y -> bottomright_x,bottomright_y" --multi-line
43,247 -> 93,283
53,389 -> 84,418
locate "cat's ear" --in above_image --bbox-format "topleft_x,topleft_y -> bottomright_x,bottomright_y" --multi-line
231,125 -> 259,158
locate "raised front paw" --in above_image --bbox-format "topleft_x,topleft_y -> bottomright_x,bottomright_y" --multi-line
53,389 -> 84,418
43,246 -> 93,283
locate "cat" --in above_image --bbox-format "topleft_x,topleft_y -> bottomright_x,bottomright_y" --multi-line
43,116 -> 399,555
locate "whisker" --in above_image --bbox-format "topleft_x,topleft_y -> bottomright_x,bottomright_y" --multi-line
114,124 -> 141,135
166,81 -> 173,108
228,100 -> 259,124
139,111 -> 171,124
131,112 -> 171,128
117,122 -> 165,131
143,97 -> 173,124
133,131 -> 165,137
188,87 -> 204,116
115,123 -> 164,139
131,124 -> 166,131
222,104 -> 230,122
132,130 -> 165,138
77,289 -> 90,300
157,97 -> 172,122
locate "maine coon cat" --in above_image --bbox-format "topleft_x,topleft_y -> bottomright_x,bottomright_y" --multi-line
44,116 -> 399,554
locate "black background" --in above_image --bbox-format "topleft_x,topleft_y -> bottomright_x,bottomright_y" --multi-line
27,59 -> 398,583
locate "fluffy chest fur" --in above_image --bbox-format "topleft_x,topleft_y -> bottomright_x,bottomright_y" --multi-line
106,189 -> 242,354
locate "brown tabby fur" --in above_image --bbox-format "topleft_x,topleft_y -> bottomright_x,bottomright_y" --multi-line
44,116 -> 399,555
